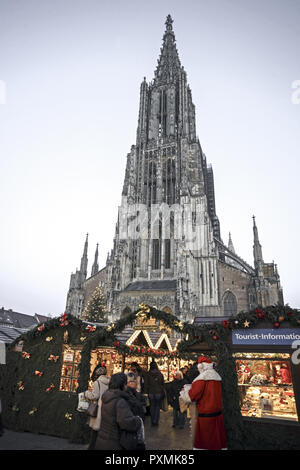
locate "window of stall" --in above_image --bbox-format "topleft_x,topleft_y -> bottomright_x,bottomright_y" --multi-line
89,348 -> 125,388
234,352 -> 298,421
59,345 -> 81,392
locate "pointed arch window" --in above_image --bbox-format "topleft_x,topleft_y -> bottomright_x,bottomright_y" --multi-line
223,291 -> 237,316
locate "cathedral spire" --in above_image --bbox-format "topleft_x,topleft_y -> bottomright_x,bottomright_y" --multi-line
252,216 -> 264,272
91,243 -> 99,276
154,14 -> 182,84
80,233 -> 88,278
228,232 -> 235,253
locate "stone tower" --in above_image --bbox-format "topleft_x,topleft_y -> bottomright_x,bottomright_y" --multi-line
65,15 -> 284,322
105,15 -> 222,321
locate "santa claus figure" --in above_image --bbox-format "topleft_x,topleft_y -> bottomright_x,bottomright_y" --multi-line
180,356 -> 227,450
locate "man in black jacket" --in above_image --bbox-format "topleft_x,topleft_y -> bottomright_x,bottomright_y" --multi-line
144,361 -> 165,426
169,371 -> 187,429
96,373 -> 141,450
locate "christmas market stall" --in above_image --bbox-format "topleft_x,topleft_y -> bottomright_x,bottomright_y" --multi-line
1,304 -> 299,449
0,306 -> 197,444
182,305 -> 300,450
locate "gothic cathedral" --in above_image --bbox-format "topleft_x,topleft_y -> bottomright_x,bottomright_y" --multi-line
65,16 -> 283,322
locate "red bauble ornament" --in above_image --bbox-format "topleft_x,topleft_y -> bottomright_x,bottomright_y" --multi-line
274,322 -> 280,328
212,335 -> 218,341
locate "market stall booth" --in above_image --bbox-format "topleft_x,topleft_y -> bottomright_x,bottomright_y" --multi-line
0,306 -> 197,444
185,306 -> 300,449
2,304 -> 299,449
231,323 -> 300,422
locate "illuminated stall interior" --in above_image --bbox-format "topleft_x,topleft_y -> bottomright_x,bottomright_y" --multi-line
59,315 -> 194,393
87,327 -> 190,384
59,345 -> 82,393
234,352 -> 298,421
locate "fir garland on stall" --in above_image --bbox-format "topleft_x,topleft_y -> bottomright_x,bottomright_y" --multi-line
1,304 -> 299,449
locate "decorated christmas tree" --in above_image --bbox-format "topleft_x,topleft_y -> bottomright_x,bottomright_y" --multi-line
81,286 -> 107,323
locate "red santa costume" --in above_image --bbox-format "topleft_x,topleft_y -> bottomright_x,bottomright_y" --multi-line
180,356 -> 227,450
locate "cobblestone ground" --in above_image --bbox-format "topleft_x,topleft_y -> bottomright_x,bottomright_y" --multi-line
0,409 -> 193,451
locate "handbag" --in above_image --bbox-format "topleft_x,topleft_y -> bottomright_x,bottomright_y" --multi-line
120,429 -> 139,450
86,380 -> 100,418
114,398 -> 143,450
86,401 -> 98,418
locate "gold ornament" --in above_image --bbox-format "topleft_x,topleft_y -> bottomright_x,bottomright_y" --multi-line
17,381 -> 24,391
174,320 -> 184,331
12,404 -> 19,412
106,323 -> 115,332
46,336 -> 53,342
65,412 -> 72,420
136,303 -> 150,319
29,407 -> 37,415
80,336 -> 86,342
243,320 -> 250,328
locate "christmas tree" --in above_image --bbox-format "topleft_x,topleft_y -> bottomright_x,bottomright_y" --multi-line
81,286 -> 108,323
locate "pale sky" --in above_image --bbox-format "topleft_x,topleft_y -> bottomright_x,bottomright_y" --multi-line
0,0 -> 300,316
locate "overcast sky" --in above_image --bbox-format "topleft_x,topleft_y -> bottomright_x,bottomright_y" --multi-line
0,0 -> 299,316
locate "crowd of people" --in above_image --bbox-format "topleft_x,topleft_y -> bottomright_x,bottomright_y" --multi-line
83,357 -> 227,451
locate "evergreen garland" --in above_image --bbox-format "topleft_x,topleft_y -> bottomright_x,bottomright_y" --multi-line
0,304 -> 299,448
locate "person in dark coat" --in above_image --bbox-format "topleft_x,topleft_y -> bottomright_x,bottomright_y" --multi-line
126,372 -> 146,421
144,361 -> 165,426
125,372 -> 146,450
95,372 -> 142,450
169,371 -> 187,428
186,362 -> 199,383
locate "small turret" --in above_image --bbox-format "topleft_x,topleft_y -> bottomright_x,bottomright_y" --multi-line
252,216 -> 264,274
80,233 -> 89,278
91,243 -> 99,276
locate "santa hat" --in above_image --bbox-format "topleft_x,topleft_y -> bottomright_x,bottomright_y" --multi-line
197,356 -> 212,364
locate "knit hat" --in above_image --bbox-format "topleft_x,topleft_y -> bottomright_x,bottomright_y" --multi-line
94,366 -> 107,377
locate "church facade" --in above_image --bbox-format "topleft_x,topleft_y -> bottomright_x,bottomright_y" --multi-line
65,16 -> 283,322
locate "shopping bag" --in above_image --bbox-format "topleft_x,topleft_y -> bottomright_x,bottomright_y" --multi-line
77,392 -> 89,413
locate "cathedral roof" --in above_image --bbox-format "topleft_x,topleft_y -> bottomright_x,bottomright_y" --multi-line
124,280 -> 177,292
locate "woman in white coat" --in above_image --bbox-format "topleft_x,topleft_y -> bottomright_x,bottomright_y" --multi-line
84,365 -> 110,450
